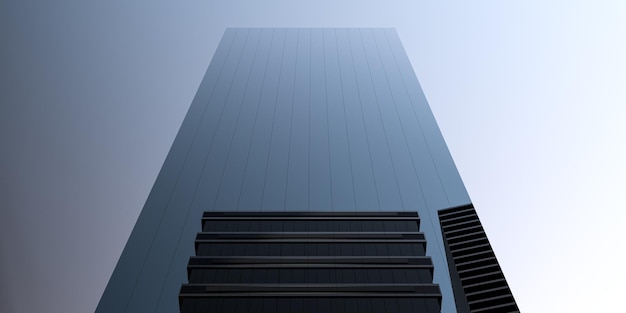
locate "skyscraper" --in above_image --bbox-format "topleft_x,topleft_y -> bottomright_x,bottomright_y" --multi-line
96,28 -> 518,313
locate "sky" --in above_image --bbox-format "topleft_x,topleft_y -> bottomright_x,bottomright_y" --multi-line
1,1 -> 625,312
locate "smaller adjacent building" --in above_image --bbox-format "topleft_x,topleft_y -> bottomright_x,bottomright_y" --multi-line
438,205 -> 520,313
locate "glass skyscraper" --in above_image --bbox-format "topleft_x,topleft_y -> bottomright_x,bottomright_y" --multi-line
96,28 -> 518,313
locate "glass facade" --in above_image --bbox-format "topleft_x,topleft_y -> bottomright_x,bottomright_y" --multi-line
96,28 -> 518,313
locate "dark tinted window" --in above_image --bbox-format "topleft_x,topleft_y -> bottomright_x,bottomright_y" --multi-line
197,242 -> 424,256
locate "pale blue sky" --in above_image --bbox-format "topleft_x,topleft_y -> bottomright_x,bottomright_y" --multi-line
1,1 -> 625,312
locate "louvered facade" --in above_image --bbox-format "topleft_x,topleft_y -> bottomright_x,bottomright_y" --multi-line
439,205 -> 519,313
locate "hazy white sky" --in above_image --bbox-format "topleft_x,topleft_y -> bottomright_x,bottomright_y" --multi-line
1,1 -> 625,312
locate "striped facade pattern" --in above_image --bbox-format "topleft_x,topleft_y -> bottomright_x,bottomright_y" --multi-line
439,206 -> 519,313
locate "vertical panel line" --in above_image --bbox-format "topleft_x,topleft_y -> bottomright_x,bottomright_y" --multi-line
380,30 -> 450,263
372,29 -> 448,267
382,30 -> 451,207
358,29 -> 405,210
260,30 -> 288,211
284,29 -> 300,211
154,28 -> 260,311
323,30 -> 334,212
210,31 -> 263,212
346,29 -> 382,212
235,30 -> 276,212
307,29 -> 312,213
333,29 -> 358,211
382,30 -> 458,313
120,29 -> 240,313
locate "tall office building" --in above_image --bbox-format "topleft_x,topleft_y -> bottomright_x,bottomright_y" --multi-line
96,28 -> 518,313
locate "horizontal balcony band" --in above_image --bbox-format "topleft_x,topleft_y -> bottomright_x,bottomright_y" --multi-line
455,256 -> 496,268
461,278 -> 507,290
201,218 -> 421,233
195,239 -> 427,244
196,232 -> 425,240
440,214 -> 479,224
465,286 -> 511,298
448,236 -> 489,247
438,213 -> 478,225
180,292 -> 442,299
459,271 -> 503,282
448,245 -> 489,256
457,264 -> 501,275
442,220 -> 483,235
471,302 -> 519,313
445,227 -> 487,240
437,207 -> 476,218
468,294 -> 515,306
201,218 -> 420,224
180,283 -> 441,294
441,222 -> 481,233
450,242 -> 492,256
203,212 -> 419,218
188,264 -> 435,270
188,256 -> 434,265
452,249 -> 495,261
